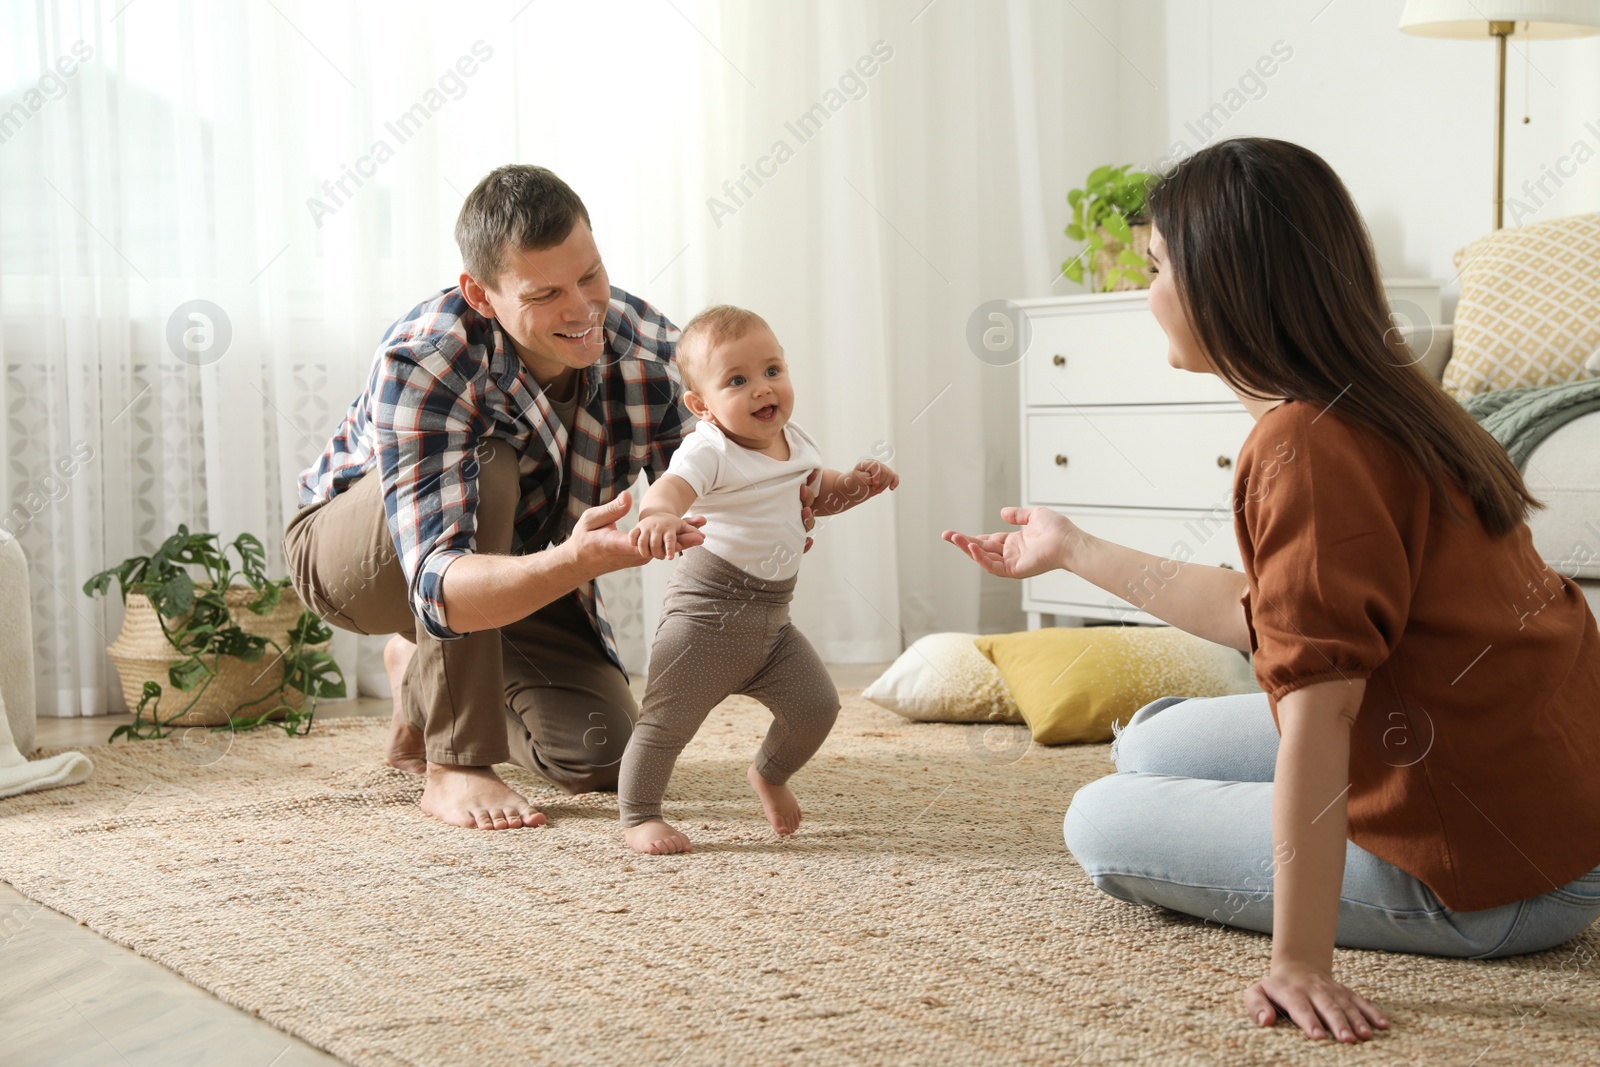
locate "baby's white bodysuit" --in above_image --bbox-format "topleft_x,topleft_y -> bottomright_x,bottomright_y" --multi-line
664,420 -> 823,580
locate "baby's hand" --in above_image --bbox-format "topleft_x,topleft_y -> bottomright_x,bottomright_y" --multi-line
630,513 -> 695,560
842,459 -> 899,504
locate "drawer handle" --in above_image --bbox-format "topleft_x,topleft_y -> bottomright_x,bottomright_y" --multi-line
1054,454 -> 1069,467
1052,354 -> 1066,367
1216,455 -> 1233,469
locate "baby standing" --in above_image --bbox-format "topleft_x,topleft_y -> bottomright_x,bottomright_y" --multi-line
619,305 -> 898,855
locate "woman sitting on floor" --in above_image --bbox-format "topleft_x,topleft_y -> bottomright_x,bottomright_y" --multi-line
944,136 -> 1600,1044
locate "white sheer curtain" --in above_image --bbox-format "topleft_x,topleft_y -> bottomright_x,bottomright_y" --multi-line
1,0 -> 1121,717
676,0 -> 1096,662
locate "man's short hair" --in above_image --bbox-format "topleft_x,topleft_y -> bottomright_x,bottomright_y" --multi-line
676,305 -> 771,391
455,165 -> 591,289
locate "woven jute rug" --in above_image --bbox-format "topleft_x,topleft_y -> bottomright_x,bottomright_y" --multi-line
1,692 -> 1595,1066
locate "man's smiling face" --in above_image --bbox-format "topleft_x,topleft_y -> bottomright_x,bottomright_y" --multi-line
460,220 -> 611,386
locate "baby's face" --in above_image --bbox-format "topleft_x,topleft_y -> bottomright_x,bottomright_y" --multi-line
685,325 -> 794,449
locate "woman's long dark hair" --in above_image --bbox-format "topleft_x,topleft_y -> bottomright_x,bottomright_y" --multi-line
1144,137 -> 1540,536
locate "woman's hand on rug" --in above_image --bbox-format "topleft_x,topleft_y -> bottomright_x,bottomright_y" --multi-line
941,506 -> 1084,579
1244,963 -> 1389,1042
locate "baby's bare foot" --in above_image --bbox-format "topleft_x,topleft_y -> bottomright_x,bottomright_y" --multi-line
624,819 -> 693,855
748,764 -> 802,836
420,764 -> 546,830
383,635 -> 425,775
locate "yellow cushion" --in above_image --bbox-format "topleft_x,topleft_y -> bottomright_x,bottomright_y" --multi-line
974,627 -> 1258,745
1442,213 -> 1600,399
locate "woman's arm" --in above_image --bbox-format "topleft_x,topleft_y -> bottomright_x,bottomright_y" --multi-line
1071,532 -> 1251,651
1244,677 -> 1390,1042
942,506 -> 1251,651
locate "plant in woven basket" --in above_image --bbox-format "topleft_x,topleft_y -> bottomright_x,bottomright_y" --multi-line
83,525 -> 345,743
1062,163 -> 1154,292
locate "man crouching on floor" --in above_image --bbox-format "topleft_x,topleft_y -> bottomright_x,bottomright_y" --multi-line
285,163 -> 816,831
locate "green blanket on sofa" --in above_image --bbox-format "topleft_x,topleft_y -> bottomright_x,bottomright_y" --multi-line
1460,377 -> 1600,471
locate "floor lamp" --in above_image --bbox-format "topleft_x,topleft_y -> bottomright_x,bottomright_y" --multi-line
1400,0 -> 1600,229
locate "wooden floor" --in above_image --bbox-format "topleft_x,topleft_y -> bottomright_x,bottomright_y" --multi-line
5,664 -> 889,1066
0,880 -> 347,1067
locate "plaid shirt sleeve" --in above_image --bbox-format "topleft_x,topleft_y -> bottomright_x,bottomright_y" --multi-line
611,289 -> 689,476
651,363 -> 689,476
372,315 -> 490,642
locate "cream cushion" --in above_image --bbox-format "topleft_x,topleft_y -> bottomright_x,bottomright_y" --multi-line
1442,213 -> 1600,399
862,632 -> 1023,723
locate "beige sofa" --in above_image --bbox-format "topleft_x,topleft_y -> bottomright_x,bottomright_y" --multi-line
1412,327 -> 1600,618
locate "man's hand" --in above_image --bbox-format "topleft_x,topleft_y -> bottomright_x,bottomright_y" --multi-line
1244,962 -> 1389,1043
566,491 -> 705,575
630,512 -> 699,560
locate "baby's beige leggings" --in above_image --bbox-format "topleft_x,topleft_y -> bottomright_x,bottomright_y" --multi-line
617,548 -> 841,828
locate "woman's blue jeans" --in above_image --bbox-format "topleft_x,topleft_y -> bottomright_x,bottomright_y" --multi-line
1062,693 -> 1600,958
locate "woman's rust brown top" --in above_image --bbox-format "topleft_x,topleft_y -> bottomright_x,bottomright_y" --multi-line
1233,399 -> 1600,912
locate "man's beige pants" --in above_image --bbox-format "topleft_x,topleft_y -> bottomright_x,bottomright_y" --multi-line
282,441 -> 636,792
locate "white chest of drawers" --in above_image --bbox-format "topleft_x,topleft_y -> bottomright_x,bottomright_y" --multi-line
1013,282 -> 1442,628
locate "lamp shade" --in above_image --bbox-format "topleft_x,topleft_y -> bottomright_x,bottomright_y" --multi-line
1400,0 -> 1600,38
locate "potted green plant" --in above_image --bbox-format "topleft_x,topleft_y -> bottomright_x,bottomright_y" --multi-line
83,525 -> 346,742
1062,163 -> 1154,292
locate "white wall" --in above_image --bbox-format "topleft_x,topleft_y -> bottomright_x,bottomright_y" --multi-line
1156,0 -> 1600,321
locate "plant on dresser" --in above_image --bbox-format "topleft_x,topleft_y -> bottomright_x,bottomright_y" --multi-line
1062,164 -> 1153,293
1012,282 -> 1443,628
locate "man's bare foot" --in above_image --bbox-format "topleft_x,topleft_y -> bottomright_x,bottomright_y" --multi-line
623,818 -> 693,855
748,764 -> 802,836
420,763 -> 547,830
383,635 -> 426,775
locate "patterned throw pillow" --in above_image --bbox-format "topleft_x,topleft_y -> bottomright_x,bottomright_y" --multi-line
1442,213 -> 1600,399
862,632 -> 1023,723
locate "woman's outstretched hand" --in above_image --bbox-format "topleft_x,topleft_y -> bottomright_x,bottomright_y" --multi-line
1244,963 -> 1390,1043
941,506 -> 1084,580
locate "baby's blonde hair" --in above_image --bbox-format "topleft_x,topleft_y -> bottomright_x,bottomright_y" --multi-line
676,304 -> 771,391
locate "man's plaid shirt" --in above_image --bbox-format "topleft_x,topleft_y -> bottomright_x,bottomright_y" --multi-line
296,285 -> 685,669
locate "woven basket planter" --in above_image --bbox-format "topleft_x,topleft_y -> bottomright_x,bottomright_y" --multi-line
106,586 -> 326,727
1093,222 -> 1153,292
